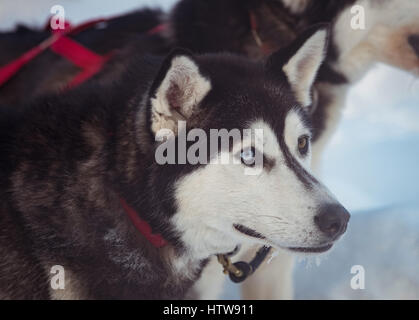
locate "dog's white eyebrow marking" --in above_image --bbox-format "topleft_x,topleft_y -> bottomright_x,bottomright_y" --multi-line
248,120 -> 280,159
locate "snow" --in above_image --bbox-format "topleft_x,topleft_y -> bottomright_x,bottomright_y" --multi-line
294,205 -> 419,299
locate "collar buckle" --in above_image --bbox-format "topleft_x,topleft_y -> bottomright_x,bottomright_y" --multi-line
217,246 -> 272,283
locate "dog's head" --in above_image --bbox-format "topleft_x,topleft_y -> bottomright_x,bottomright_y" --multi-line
373,0 -> 419,75
146,24 -> 349,259
331,0 -> 419,79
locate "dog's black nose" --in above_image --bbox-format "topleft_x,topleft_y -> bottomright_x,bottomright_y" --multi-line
314,204 -> 350,240
408,35 -> 419,57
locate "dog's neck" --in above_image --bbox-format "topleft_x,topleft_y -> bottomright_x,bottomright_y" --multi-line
110,96 -> 227,273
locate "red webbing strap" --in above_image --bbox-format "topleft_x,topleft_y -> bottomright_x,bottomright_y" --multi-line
50,21 -> 113,89
0,34 -> 60,87
147,23 -> 167,35
248,10 -> 273,55
0,18 -> 108,88
0,15 -> 166,89
119,197 -> 168,248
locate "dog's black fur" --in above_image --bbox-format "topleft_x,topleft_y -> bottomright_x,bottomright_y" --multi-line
170,0 -> 356,58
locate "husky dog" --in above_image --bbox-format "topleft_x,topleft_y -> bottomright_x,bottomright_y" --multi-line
1,0 -> 416,300
0,25 -> 349,299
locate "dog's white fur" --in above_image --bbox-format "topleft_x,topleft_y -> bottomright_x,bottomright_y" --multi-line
172,116 -> 338,260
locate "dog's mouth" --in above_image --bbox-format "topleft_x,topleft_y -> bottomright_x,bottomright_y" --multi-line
233,224 -> 334,253
233,224 -> 266,240
287,243 -> 333,253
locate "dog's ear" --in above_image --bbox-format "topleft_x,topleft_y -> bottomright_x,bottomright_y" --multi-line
148,48 -> 211,134
267,24 -> 329,108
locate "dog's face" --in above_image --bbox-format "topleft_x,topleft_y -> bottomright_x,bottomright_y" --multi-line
147,25 -> 349,259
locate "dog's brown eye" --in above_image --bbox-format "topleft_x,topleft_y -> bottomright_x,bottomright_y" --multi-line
298,135 -> 309,155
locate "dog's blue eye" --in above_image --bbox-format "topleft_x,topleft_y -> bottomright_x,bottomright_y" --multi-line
240,147 -> 256,166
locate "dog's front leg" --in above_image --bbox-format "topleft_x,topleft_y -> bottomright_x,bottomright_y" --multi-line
186,256 -> 227,300
240,247 -> 295,300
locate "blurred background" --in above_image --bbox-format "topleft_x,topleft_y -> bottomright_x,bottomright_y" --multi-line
1,0 -> 418,299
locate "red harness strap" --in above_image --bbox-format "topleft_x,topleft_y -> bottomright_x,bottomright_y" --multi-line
0,17 -> 167,89
0,19 -> 105,88
248,10 -> 273,55
119,197 -> 168,248
0,33 -> 61,87
50,22 -> 113,89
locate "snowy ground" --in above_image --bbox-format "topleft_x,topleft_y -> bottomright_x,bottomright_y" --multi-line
294,205 -> 419,300
1,0 -> 418,300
